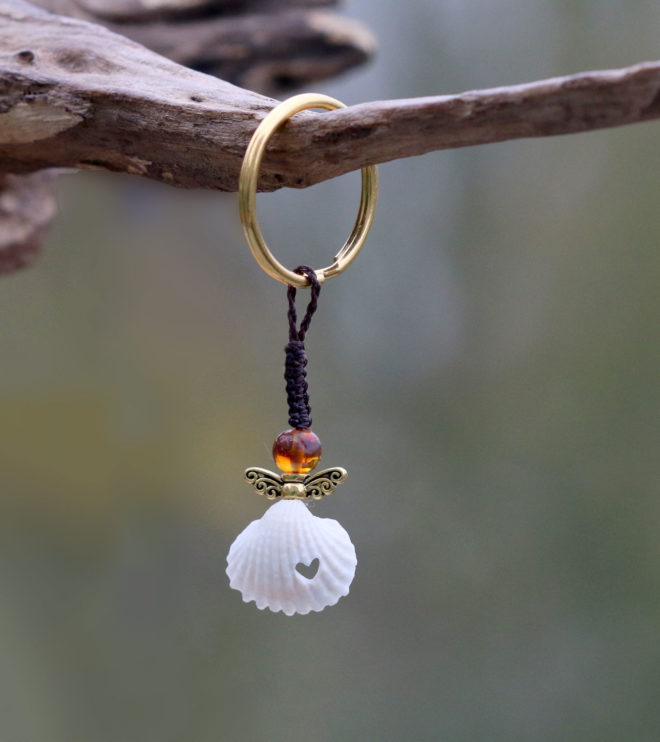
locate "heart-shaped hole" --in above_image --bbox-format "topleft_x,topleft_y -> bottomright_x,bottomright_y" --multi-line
295,557 -> 320,580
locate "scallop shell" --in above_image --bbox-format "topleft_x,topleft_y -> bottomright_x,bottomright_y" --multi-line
226,499 -> 357,616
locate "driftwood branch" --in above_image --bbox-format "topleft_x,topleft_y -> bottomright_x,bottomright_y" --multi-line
2,2 -> 659,190
1,0 -> 660,271
0,170 -> 57,271
42,0 -> 340,24
0,0 -> 374,270
31,0 -> 374,92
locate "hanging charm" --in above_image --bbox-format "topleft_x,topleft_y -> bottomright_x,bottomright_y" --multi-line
227,94 -> 377,615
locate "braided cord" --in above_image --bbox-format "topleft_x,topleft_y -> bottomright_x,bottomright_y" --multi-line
284,266 -> 321,429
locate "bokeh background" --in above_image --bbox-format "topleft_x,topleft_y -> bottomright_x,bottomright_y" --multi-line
1,1 -> 660,740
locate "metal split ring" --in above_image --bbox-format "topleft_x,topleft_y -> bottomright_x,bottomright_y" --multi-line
238,93 -> 378,288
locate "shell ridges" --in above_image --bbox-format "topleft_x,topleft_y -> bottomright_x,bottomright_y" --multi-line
226,499 -> 357,616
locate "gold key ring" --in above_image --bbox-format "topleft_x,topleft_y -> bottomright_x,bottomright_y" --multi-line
238,93 -> 378,288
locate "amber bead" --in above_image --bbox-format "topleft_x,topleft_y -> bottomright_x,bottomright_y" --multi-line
273,428 -> 322,474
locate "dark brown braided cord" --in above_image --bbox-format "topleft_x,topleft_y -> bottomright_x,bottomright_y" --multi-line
284,266 -> 321,429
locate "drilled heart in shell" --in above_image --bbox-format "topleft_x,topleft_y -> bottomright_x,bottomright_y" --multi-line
226,499 -> 357,615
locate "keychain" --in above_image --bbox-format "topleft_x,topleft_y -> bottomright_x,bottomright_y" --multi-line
226,94 -> 378,615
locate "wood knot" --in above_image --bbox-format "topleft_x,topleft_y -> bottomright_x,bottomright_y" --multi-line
16,50 -> 34,64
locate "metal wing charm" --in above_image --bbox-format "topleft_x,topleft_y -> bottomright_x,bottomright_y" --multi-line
245,468 -> 285,500
303,467 -> 348,500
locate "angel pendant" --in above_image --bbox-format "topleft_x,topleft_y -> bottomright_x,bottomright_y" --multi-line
226,428 -> 356,616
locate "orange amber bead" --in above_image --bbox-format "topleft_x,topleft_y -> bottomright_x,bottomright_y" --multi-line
273,428 -> 322,474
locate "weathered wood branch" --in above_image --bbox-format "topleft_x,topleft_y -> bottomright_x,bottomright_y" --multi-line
32,0 -> 374,92
2,1 -> 660,192
0,170 -> 57,272
2,1 -> 660,273
0,0 -> 374,271
44,0 -> 339,24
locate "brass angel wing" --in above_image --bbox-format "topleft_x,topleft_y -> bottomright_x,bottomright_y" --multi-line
303,467 -> 348,500
244,467 -> 284,500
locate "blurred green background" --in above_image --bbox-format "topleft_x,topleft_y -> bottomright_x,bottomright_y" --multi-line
1,1 -> 660,740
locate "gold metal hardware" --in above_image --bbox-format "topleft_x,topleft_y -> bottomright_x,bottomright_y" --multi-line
238,93 -> 378,288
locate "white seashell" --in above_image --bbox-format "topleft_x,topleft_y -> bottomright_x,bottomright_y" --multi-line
226,499 -> 357,616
